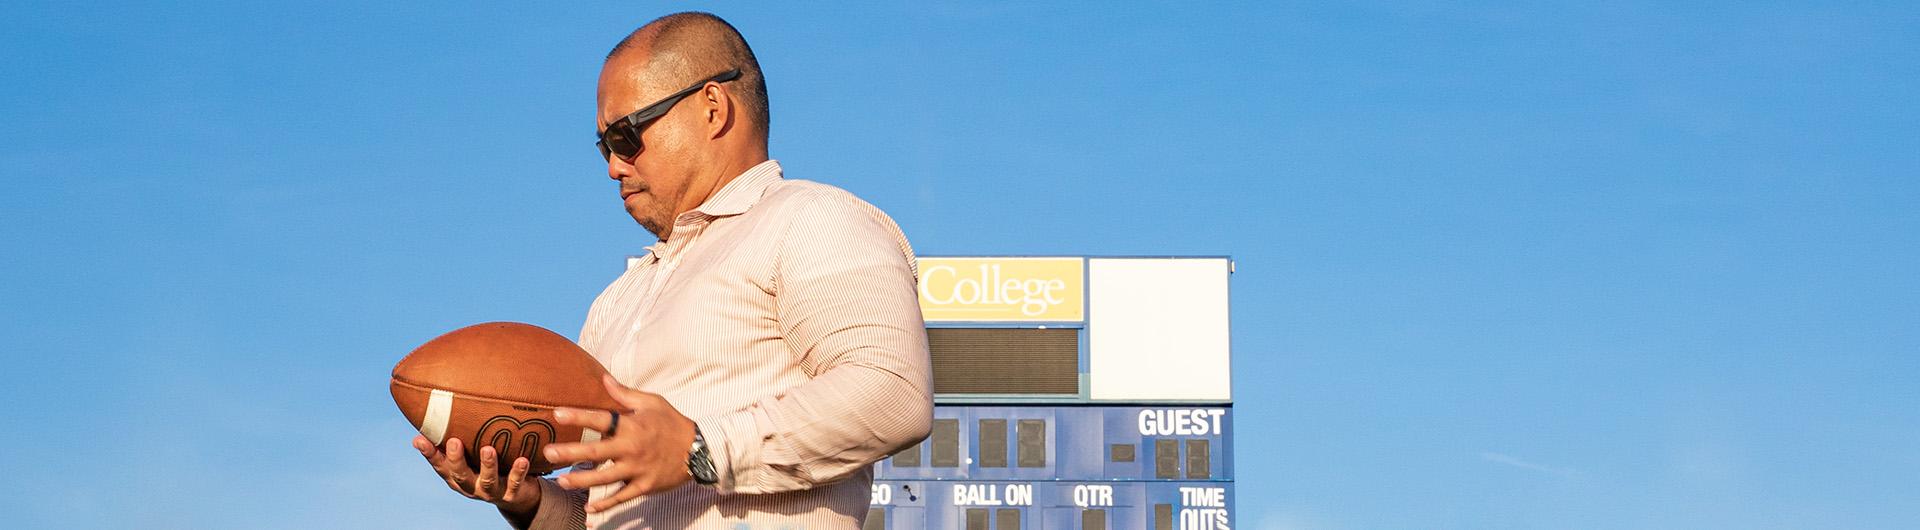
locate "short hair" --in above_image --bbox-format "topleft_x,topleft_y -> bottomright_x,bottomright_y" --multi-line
607,12 -> 770,140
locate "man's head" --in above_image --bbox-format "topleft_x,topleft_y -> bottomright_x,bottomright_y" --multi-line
597,12 -> 769,239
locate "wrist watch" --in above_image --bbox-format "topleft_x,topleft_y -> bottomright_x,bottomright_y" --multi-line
687,426 -> 719,486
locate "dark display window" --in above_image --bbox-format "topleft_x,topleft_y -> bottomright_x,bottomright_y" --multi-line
892,440 -> 921,467
1081,508 -> 1107,530
928,328 -> 1079,394
1154,438 -> 1179,479
1186,438 -> 1211,479
996,508 -> 1022,530
932,419 -> 960,467
979,419 -> 1008,467
1016,419 -> 1046,467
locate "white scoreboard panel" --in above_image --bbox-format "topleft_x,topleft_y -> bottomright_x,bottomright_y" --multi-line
1087,258 -> 1233,402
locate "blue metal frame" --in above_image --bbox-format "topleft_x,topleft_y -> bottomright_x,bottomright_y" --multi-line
869,481 -> 1236,530
877,405 -> 1233,482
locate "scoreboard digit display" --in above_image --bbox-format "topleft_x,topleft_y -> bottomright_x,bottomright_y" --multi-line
877,257 -> 1235,530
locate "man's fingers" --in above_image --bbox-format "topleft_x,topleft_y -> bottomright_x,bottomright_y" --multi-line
554,460 -> 628,490
587,479 -> 647,514
417,436 -> 458,475
416,437 -> 465,495
415,436 -> 457,475
476,446 -> 500,498
416,435 -> 452,468
543,437 -> 634,466
551,407 -> 616,433
502,457 -> 531,502
601,374 -> 657,411
442,438 -> 474,483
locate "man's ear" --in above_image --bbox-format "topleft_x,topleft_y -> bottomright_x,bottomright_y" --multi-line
703,84 -> 733,139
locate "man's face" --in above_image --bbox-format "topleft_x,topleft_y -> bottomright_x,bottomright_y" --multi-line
596,53 -> 707,239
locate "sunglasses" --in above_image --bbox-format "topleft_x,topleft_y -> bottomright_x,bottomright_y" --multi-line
595,69 -> 742,162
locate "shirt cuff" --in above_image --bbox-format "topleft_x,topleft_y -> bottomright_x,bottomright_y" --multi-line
696,396 -> 793,494
504,477 -> 586,530
694,413 -> 745,493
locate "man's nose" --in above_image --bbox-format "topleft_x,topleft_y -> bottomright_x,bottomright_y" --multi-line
608,159 -> 625,181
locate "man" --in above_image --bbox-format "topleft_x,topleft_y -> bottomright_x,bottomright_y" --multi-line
409,12 -> 933,529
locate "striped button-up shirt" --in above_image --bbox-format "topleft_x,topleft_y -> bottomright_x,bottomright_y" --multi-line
521,160 -> 933,530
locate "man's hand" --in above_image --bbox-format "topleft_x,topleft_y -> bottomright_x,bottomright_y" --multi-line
544,374 -> 699,513
412,434 -> 542,516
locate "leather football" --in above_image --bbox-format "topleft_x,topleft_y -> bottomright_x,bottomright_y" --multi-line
390,322 -> 621,475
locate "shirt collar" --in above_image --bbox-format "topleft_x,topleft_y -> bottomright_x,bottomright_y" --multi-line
684,159 -> 783,220
643,159 -> 782,263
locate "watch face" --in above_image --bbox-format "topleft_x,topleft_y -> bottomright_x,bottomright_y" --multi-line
689,453 -> 718,484
689,431 -> 719,485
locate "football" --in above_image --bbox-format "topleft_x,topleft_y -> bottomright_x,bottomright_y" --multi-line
390,321 -> 621,475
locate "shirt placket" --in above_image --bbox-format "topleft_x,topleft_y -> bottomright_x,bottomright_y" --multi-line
615,219 -> 711,378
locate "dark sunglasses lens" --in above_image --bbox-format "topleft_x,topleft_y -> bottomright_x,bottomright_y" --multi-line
601,127 -> 641,161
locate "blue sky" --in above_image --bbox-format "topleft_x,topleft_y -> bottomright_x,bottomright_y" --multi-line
3,1 -> 1916,528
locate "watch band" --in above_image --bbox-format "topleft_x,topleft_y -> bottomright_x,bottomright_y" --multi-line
687,426 -> 719,486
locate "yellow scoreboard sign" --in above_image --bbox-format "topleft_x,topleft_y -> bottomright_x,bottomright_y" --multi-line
917,257 -> 1084,322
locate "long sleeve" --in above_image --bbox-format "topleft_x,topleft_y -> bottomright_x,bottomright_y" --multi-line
696,190 -> 934,494
503,477 -> 587,530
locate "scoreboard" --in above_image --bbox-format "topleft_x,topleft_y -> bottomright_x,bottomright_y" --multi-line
871,257 -> 1236,530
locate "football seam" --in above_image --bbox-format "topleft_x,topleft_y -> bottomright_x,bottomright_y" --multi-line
390,376 -> 615,411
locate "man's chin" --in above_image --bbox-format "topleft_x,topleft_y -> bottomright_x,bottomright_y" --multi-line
622,199 -> 671,238
630,214 -> 668,240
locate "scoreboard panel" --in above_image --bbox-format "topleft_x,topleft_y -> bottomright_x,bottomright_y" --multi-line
866,481 -> 1234,530
872,257 -> 1235,530
877,405 -> 1234,482
872,404 -> 1234,530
